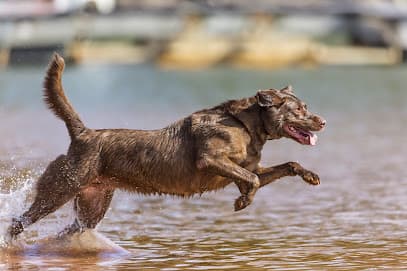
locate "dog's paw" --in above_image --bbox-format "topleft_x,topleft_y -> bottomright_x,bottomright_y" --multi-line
8,219 -> 24,237
1,222 -> 21,247
234,195 -> 251,211
300,171 -> 320,185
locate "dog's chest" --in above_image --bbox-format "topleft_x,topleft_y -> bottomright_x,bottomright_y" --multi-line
241,148 -> 261,170
236,139 -> 263,170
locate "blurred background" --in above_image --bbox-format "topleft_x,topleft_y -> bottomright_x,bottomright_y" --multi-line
1,1 -> 407,270
1,0 -> 407,67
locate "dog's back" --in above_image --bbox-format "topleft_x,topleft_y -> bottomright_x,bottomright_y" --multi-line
95,121 -> 202,195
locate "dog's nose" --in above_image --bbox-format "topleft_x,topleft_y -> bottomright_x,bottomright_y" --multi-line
313,116 -> 326,129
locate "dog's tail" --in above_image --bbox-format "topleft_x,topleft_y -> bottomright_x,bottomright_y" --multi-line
43,53 -> 86,139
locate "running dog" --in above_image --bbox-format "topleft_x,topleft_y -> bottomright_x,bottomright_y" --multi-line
7,54 -> 326,240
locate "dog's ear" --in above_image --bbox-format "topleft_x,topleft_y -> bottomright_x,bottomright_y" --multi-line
280,85 -> 293,94
256,89 -> 283,107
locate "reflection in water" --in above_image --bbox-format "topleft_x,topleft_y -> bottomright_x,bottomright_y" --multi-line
1,64 -> 407,270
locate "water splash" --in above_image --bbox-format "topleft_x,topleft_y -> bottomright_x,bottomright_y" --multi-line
0,165 -> 128,257
0,167 -> 76,248
0,175 -> 35,247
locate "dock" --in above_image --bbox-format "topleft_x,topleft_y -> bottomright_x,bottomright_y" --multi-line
1,0 -> 407,68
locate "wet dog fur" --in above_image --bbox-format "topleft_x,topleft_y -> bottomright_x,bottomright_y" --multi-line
7,54 -> 326,240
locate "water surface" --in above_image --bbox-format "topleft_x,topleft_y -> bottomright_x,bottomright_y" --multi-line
1,64 -> 407,270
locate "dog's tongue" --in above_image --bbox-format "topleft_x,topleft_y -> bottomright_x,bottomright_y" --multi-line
308,133 -> 318,146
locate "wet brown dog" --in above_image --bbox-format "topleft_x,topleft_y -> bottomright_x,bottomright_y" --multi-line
7,54 -> 325,240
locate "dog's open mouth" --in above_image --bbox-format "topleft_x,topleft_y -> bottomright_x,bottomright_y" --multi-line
283,124 -> 318,146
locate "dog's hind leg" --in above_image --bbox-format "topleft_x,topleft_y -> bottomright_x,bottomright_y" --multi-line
7,155 -> 96,240
57,182 -> 114,238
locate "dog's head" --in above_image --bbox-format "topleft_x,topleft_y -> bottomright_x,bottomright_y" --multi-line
256,86 -> 326,145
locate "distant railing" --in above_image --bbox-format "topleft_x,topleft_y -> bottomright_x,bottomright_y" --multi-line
1,0 -> 407,67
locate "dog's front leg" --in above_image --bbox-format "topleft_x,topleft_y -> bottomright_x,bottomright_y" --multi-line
255,162 -> 320,187
197,156 -> 259,211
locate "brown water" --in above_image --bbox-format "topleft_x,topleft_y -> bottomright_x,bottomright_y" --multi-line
1,64 -> 407,270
